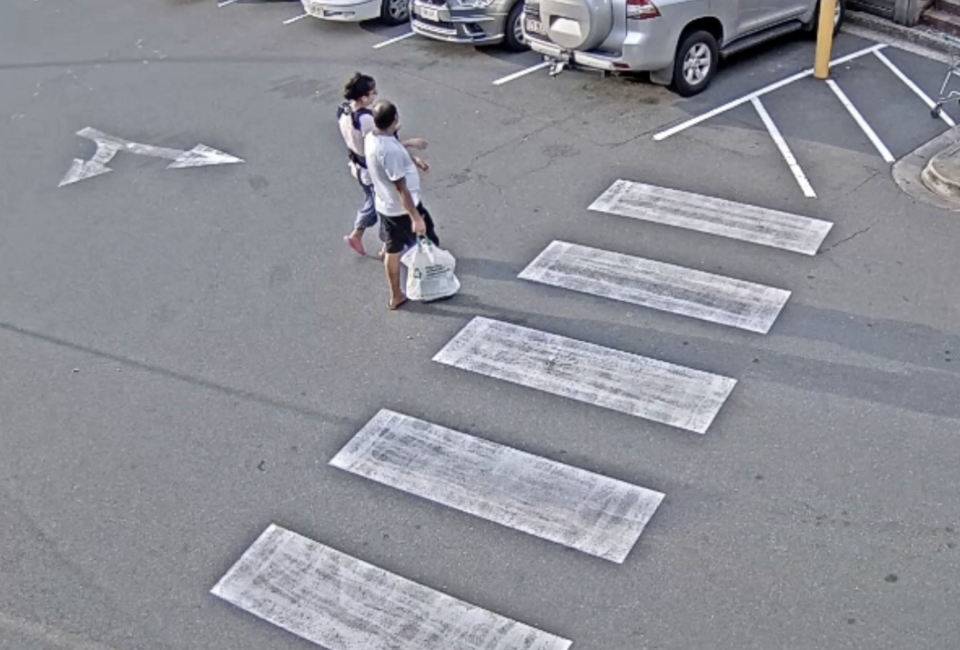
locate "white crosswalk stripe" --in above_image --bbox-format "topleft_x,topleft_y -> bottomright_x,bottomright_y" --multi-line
212,524 -> 572,650
519,240 -> 791,334
332,409 -> 665,563
433,317 -> 736,434
588,180 -> 833,255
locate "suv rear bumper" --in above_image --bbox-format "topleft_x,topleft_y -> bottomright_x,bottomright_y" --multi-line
524,20 -> 676,72
411,2 -> 509,44
526,38 -> 621,70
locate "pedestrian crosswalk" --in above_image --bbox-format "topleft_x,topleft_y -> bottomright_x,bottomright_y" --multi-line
519,241 -> 791,334
213,180 -> 834,649
588,180 -> 833,255
434,316 -> 737,434
331,409 -> 665,563
212,524 -> 572,650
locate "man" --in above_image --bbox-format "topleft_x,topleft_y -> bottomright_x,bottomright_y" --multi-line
364,99 -> 438,310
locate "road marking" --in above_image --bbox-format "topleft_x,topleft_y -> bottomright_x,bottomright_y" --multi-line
652,43 -> 886,141
588,180 -> 833,255
519,241 -> 791,334
332,409 -> 665,563
874,49 -> 956,127
217,0 -> 239,7
492,61 -> 552,86
826,79 -> 896,163
372,31 -> 416,49
433,317 -> 736,434
751,97 -> 817,198
59,127 -> 243,187
212,524 -> 572,650
282,13 -> 309,25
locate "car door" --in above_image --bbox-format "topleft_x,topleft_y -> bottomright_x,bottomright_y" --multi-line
713,0 -> 766,39
758,0 -> 813,28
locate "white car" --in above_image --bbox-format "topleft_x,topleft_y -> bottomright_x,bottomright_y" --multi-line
301,0 -> 410,24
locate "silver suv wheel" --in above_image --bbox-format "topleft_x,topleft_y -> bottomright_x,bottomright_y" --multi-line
683,43 -> 711,86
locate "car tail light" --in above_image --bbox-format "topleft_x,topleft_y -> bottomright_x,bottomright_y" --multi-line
626,0 -> 660,19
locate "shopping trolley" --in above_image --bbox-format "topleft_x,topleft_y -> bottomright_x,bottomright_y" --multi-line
932,33 -> 960,118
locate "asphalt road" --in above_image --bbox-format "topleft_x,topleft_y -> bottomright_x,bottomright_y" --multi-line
1,1 -> 959,650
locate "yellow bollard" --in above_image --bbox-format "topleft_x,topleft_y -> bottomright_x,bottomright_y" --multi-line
814,0 -> 838,80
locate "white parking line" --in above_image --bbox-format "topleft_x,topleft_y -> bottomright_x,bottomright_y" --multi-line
653,43 -> 886,141
826,79 -> 896,163
282,13 -> 309,25
372,31 -> 416,49
217,0 -> 239,7
492,61 -> 552,86
874,49 -> 956,127
751,97 -> 817,198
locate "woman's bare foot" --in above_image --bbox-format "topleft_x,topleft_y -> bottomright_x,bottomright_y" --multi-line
344,234 -> 365,256
388,295 -> 408,310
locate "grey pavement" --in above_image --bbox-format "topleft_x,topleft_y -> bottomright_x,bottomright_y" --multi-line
1,1 -> 959,650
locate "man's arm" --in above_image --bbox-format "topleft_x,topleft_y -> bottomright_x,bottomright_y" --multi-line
393,177 -> 426,236
402,137 -> 427,151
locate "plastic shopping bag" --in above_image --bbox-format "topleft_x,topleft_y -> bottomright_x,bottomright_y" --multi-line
401,237 -> 460,302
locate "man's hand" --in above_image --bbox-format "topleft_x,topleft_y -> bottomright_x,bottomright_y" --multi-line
413,156 -> 430,173
412,213 -> 427,236
403,138 -> 428,150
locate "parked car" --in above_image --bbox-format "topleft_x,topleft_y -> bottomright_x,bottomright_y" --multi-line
411,0 -> 528,51
523,0 -> 846,96
301,0 -> 410,25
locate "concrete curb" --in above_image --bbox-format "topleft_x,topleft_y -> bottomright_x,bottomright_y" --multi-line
845,10 -> 957,57
893,125 -> 960,211
921,137 -> 960,199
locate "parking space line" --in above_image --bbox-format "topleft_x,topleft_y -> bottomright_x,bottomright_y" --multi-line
653,43 -> 886,141
826,79 -> 895,163
874,50 -> 956,127
492,62 -> 552,86
217,0 -> 239,7
372,31 -> 416,49
751,97 -> 817,198
282,13 -> 309,25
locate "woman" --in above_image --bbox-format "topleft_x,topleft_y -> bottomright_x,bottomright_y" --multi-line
337,73 -> 427,258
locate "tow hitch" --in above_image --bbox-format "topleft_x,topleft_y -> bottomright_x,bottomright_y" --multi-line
548,59 -> 567,77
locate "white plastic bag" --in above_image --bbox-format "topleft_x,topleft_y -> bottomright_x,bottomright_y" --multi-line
401,237 -> 460,302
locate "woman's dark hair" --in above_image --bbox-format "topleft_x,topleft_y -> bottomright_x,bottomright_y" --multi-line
343,73 -> 376,101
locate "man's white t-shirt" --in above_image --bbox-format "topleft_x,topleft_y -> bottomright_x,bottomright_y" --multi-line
364,131 -> 420,217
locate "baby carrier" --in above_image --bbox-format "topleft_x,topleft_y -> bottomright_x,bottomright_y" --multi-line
337,102 -> 372,185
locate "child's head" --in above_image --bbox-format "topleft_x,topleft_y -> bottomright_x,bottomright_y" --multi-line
344,72 -> 377,107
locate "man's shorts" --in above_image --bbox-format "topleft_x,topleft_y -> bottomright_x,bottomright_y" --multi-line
378,203 -> 439,255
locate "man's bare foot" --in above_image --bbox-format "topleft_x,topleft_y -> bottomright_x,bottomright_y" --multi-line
389,295 -> 408,310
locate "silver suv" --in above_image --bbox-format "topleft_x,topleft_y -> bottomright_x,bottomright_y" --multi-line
523,0 -> 845,96
412,0 -> 528,51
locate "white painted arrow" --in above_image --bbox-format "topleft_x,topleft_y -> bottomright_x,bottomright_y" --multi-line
59,127 -> 244,187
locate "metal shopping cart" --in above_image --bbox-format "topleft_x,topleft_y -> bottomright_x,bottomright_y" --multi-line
932,33 -> 960,118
